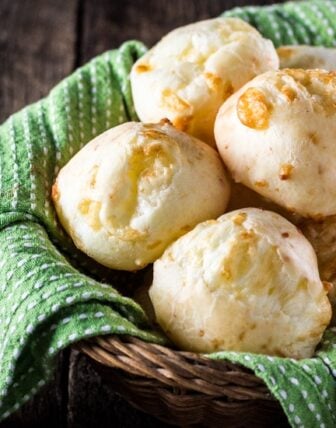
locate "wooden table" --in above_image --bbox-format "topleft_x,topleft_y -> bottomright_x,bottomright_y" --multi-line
0,1 -> 286,426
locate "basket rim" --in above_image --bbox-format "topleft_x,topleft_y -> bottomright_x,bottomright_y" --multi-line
78,334 -> 274,402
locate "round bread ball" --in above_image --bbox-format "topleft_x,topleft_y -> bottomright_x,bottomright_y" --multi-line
278,45 -> 336,70
215,69 -> 336,218
149,208 -> 331,358
52,121 -> 230,271
131,17 -> 279,146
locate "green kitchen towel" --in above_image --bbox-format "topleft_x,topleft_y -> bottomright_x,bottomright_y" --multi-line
1,1 -> 336,427
224,0 -> 336,47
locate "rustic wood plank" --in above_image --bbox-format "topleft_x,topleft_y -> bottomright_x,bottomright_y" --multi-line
0,0 -> 78,122
0,0 -> 78,426
78,0 -> 285,63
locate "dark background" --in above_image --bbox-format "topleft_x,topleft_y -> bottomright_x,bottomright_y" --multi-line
0,1 -> 286,427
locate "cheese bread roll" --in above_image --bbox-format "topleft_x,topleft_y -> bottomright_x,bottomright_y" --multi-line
215,69 -> 336,218
150,208 -> 331,357
131,17 -> 278,146
52,121 -> 230,271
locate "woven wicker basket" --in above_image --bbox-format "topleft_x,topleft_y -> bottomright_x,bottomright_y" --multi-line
79,336 -> 289,427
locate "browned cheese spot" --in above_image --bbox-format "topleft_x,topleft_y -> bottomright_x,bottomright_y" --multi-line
51,183 -> 60,202
284,69 -> 336,114
135,63 -> 152,73
281,232 -> 289,238
221,267 -> 232,280
203,72 -> 222,91
78,199 -> 102,231
277,47 -> 295,59
279,163 -> 294,180
323,281 -> 333,293
284,68 -> 310,85
297,277 -> 308,291
232,212 -> 247,226
143,142 -> 165,156
173,115 -> 192,132
199,329 -> 205,337
310,69 -> 336,86
237,87 -> 272,130
281,85 -> 297,102
159,117 -> 173,126
308,132 -> 319,145
78,199 -> 91,215
255,180 -> 269,188
239,229 -> 255,240
162,89 -> 191,112
118,227 -> 148,242
223,80 -> 234,99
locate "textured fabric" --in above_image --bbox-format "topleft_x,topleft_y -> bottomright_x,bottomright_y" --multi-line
1,1 -> 336,427
224,0 -> 336,47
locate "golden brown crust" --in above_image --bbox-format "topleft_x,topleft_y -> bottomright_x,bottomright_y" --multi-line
237,88 -> 272,130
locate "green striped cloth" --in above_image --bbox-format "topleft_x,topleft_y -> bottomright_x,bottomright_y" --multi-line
1,1 -> 336,427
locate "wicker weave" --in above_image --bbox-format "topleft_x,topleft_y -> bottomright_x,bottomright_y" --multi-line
79,336 -> 289,427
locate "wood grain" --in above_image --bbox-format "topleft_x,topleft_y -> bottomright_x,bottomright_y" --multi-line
0,0 -> 77,426
0,0 -> 78,122
78,0 -> 282,64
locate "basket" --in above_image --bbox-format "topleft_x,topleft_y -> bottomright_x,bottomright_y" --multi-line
79,336 -> 289,427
